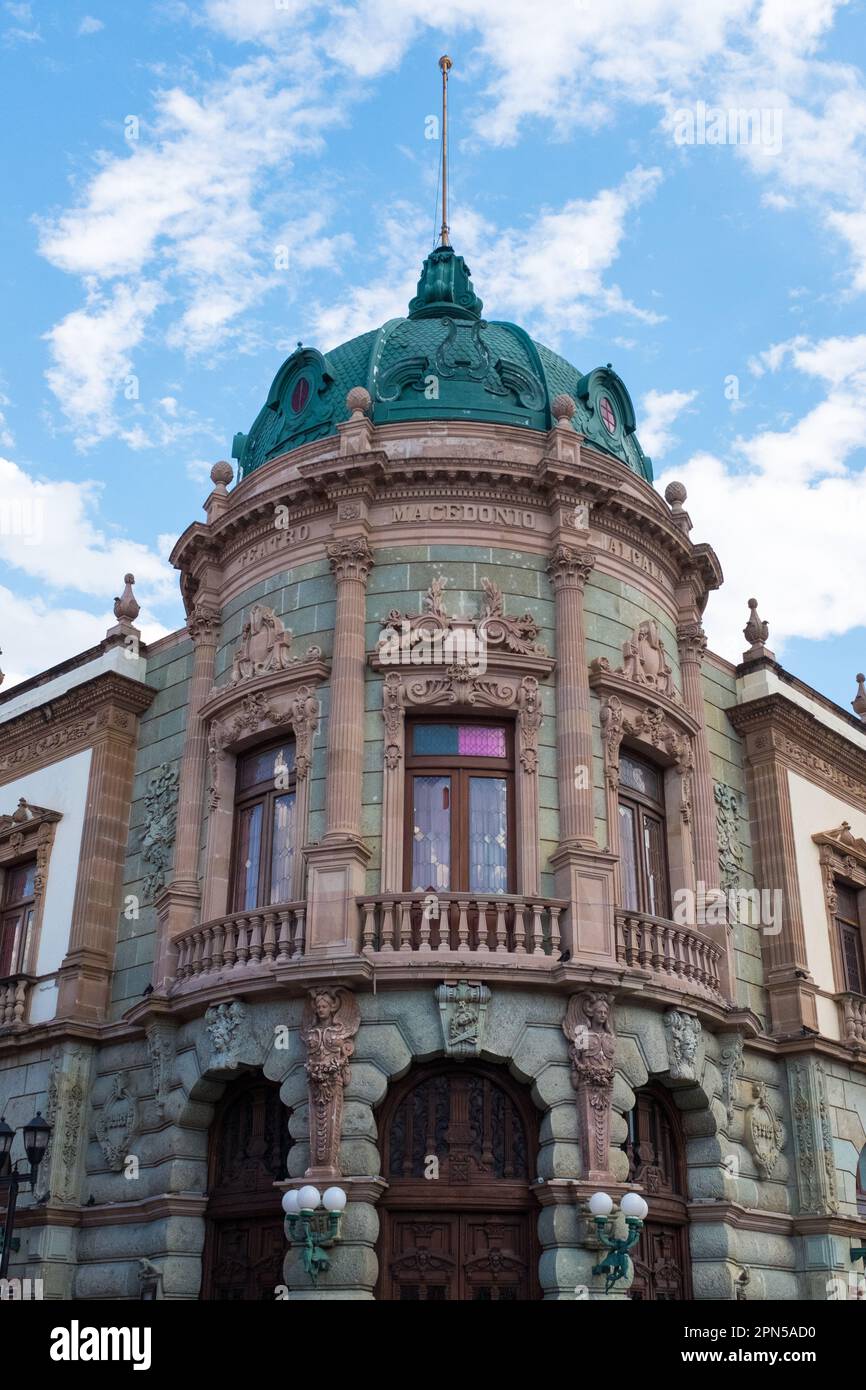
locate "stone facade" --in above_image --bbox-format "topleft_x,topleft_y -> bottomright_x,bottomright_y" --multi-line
1,256 -> 865,1304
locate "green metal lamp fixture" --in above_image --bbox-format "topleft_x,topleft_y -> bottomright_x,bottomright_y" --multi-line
282,1185 -> 347,1286
588,1190 -> 649,1294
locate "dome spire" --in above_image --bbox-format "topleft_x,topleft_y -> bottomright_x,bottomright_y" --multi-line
439,55 -> 453,247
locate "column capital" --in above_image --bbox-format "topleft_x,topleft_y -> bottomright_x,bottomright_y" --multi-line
327,535 -> 374,583
187,602 -> 221,646
546,544 -> 596,592
677,620 -> 708,661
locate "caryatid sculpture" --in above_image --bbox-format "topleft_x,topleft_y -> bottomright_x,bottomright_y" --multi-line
300,986 -> 360,1179
562,990 -> 617,1182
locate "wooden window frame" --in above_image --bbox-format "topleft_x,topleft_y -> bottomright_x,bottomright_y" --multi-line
0,857 -> 37,979
813,829 -> 866,1004
229,738 -> 299,912
403,719 -> 516,895
834,881 -> 866,996
617,747 -> 672,920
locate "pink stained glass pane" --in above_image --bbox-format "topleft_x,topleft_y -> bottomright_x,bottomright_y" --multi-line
599,395 -> 616,433
458,726 -> 506,757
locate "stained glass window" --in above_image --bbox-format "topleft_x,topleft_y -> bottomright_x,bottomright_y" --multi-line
412,776 -> 452,890
269,793 -> 296,905
236,803 -> 263,911
469,777 -> 508,894
413,725 -> 506,758
599,395 -> 616,433
290,377 -> 311,413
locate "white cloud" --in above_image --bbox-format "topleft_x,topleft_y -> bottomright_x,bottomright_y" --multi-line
656,331 -> 866,658
77,15 -> 103,35
0,454 -> 177,609
0,587 -> 169,690
639,388 -> 697,459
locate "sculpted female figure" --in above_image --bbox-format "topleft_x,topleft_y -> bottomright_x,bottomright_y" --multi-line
300,987 -> 360,1177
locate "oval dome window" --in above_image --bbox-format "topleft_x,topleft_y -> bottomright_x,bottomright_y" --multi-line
290,376 -> 311,414
599,395 -> 617,434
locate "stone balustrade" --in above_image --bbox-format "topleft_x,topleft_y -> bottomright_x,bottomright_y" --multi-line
172,903 -> 306,984
359,893 -> 565,956
0,974 -> 32,1030
615,910 -> 724,1003
840,991 -> 866,1048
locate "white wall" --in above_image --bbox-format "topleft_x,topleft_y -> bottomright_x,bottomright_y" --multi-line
1,749 -> 92,1021
788,768 -> 866,1040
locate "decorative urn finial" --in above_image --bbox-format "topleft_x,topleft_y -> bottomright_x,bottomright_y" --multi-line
853,673 -> 866,723
551,393 -> 576,426
346,386 -> 372,418
210,460 -> 233,492
742,598 -> 773,663
113,574 -> 140,625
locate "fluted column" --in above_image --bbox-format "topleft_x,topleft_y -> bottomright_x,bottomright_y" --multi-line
547,544 -> 618,966
153,600 -> 219,991
324,538 -> 373,841
305,537 -> 373,957
547,544 -> 597,849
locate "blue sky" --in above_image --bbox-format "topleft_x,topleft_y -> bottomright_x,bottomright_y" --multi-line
1,0 -> 866,711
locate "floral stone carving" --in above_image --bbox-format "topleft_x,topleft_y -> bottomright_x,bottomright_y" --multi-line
436,981 -> 490,1059
141,763 -> 179,903
715,783 -> 744,919
562,991 -> 617,1180
745,1082 -> 784,1178
378,575 -> 548,660
95,1073 -> 138,1170
301,987 -> 360,1178
663,1009 -> 702,1081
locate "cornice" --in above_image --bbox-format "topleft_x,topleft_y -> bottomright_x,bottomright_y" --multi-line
588,665 -> 700,738
0,672 -> 156,781
199,656 -> 330,726
729,692 -> 866,806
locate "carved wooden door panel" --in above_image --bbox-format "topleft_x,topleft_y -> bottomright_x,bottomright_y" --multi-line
201,1076 -> 291,1301
378,1063 -> 540,1301
623,1085 -> 692,1301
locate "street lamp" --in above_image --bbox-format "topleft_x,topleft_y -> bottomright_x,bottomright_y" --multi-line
588,1189 -> 649,1294
282,1184 -> 347,1286
0,1111 -> 52,1278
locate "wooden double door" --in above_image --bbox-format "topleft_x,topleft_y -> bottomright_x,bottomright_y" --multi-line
377,1063 -> 540,1301
201,1076 -> 291,1301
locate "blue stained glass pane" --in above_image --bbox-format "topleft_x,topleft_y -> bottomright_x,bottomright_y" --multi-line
413,724 -> 459,755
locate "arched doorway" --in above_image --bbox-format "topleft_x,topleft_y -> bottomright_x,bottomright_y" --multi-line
377,1062 -> 541,1301
200,1074 -> 291,1300
623,1084 -> 692,1300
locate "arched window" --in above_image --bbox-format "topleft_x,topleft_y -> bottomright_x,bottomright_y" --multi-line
231,740 -> 297,910
618,749 -> 670,918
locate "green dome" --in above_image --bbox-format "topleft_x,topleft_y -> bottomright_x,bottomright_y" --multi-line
233,246 -> 653,482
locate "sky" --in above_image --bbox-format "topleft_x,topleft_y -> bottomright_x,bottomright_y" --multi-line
1,0 -> 865,710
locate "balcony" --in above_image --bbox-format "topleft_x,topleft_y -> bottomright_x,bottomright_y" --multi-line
0,975 -> 33,1031
359,893 -> 565,957
615,910 -> 724,1005
171,904 -> 306,990
840,992 -> 866,1048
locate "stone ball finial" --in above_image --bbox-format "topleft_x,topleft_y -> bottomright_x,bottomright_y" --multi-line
551,393 -> 576,424
346,386 -> 372,418
852,673 -> 866,722
664,480 -> 687,511
113,574 -> 140,625
210,460 -> 233,489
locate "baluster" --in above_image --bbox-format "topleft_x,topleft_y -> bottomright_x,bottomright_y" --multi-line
549,906 -> 561,958
13,980 -> 27,1026
650,917 -> 663,972
236,917 -> 250,965
263,911 -> 277,962
660,924 -> 673,978
361,901 -> 377,954
191,931 -> 204,977
0,985 -> 10,1027
293,906 -> 306,958
200,926 -> 214,975
381,903 -> 395,952
531,903 -> 545,956
418,898 -> 432,952
437,899 -> 451,952
248,913 -> 263,964
276,909 -> 291,963
457,900 -> 470,952
212,921 -> 225,970
495,901 -> 508,953
476,900 -> 490,952
175,936 -> 189,981
223,917 -> 238,968
399,900 -> 413,952
513,901 -> 526,954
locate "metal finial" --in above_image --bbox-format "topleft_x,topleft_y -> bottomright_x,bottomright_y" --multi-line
439,55 -> 453,247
